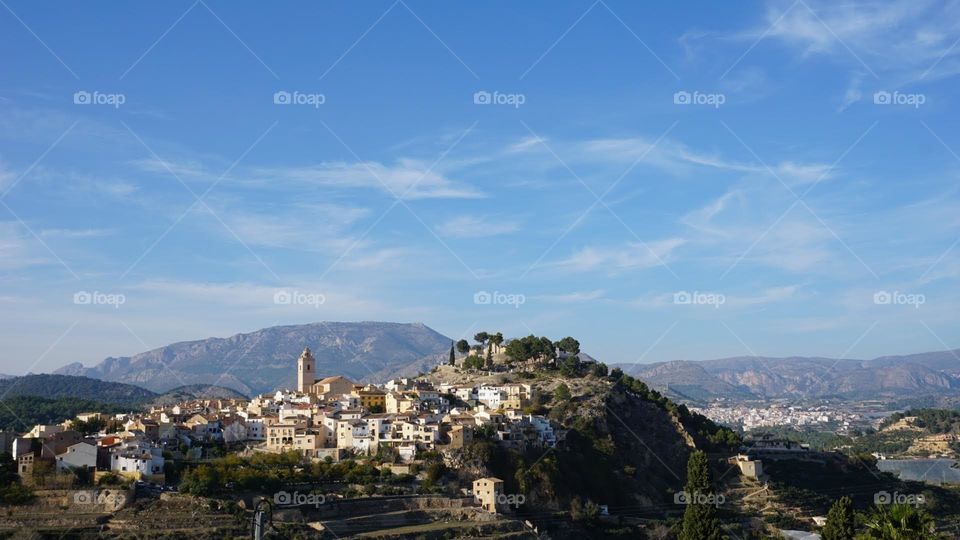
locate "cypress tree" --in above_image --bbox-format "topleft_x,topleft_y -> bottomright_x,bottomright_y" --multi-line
822,496 -> 855,540
679,450 -> 725,540
449,341 -> 456,366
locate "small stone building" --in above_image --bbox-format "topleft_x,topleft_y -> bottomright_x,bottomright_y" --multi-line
472,477 -> 504,513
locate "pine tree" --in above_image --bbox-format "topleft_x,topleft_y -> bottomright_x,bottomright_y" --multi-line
822,496 -> 855,540
448,341 -> 456,366
679,450 -> 725,540
485,347 -> 493,368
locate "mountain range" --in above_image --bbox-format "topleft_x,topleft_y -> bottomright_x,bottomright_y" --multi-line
55,322 -> 452,394
44,320 -> 960,402
619,349 -> 960,402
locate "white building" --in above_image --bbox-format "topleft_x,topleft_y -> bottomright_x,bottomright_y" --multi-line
244,417 -> 266,441
56,441 -> 97,472
477,387 -> 506,409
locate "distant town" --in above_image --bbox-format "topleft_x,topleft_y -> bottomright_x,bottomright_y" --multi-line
692,401 -> 880,434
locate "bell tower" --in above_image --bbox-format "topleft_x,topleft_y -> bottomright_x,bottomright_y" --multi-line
297,347 -> 315,393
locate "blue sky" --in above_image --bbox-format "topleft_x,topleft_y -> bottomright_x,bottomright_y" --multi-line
1,0 -> 959,373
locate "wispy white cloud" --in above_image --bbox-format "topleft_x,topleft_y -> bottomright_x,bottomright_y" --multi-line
506,136 -> 546,154
556,238 -> 685,273
342,248 -> 410,269
534,290 -> 607,303
39,228 -> 115,239
438,215 -> 520,238
578,137 -> 831,185
126,279 -> 406,319
681,189 -> 837,273
626,284 -> 801,311
0,222 -> 47,270
247,160 -> 484,200
208,202 -> 369,253
727,284 -> 802,306
131,157 -> 484,200
130,158 -> 209,179
744,0 -> 960,84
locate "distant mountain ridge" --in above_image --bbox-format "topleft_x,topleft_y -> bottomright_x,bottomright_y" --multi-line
0,374 -> 247,431
55,322 -> 452,395
0,374 -> 245,406
619,349 -> 960,402
149,384 -> 248,406
0,374 -> 155,406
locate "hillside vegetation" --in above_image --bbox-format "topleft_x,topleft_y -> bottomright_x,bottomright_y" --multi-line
0,374 -> 155,406
423,354 -> 740,537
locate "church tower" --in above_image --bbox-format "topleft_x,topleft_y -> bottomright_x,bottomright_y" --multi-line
297,347 -> 315,393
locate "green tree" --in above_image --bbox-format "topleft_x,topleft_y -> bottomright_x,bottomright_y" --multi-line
179,464 -> 220,496
679,450 -> 725,540
491,332 -> 504,347
72,416 -> 106,436
0,452 -> 17,487
456,339 -> 470,355
570,496 -> 600,523
463,355 -> 484,370
554,383 -> 571,401
485,347 -> 493,368
559,355 -> 581,377
556,336 -> 580,355
105,418 -> 124,434
822,496 -> 856,540
504,334 -> 557,364
504,337 -> 530,363
448,341 -> 456,366
474,332 -> 489,347
539,336 -> 556,361
591,362 -> 609,377
860,504 -> 939,539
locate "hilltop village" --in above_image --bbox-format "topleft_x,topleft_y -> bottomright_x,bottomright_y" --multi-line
4,335 -> 958,539
1,335 -> 576,518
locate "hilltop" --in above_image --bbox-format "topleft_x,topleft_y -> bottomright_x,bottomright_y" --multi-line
419,361 -> 740,533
